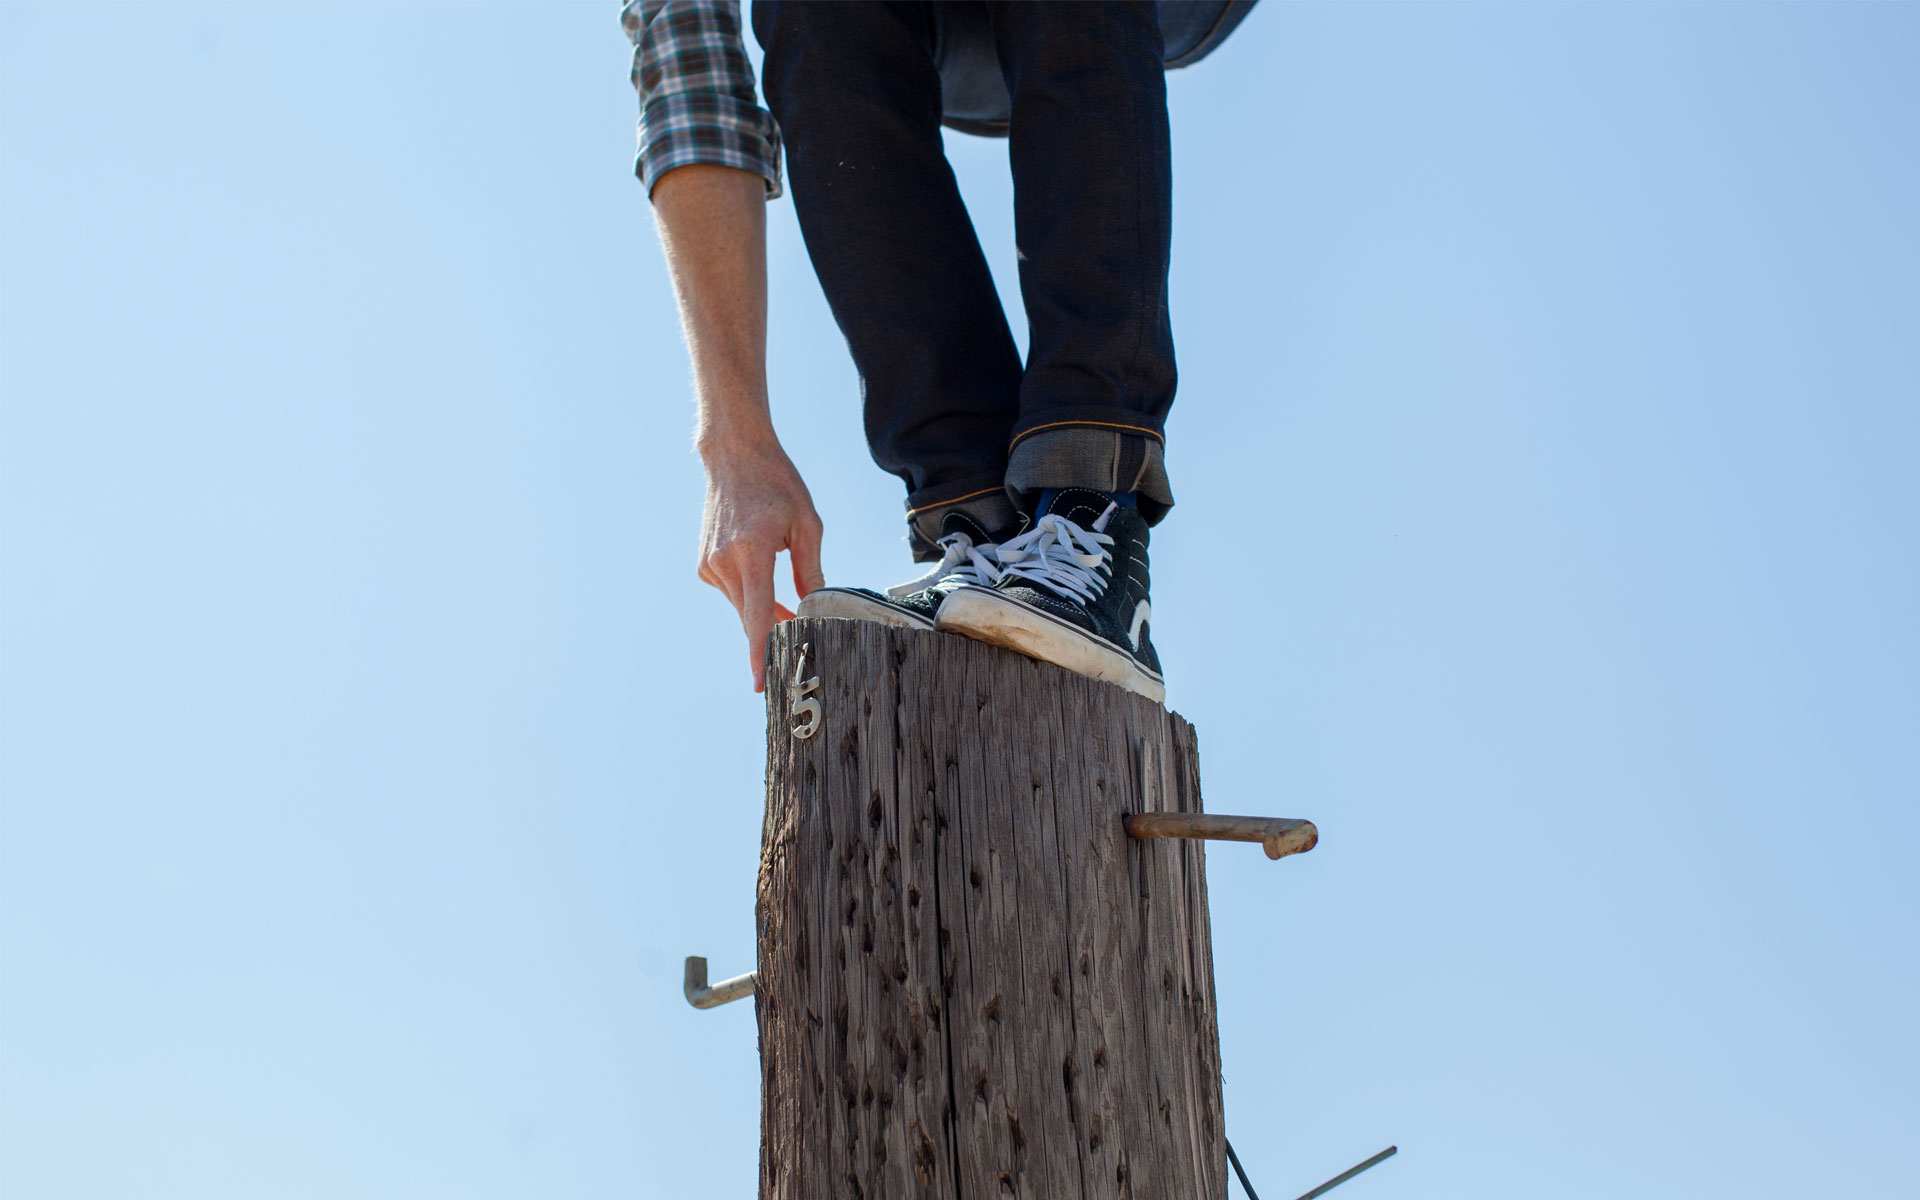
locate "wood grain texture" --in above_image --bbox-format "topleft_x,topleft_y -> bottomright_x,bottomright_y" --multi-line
758,618 -> 1225,1199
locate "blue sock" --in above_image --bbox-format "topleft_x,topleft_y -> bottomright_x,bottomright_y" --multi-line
1036,487 -> 1137,515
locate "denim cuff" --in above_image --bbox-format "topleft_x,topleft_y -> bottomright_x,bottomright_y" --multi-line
904,472 -> 1020,561
1004,411 -> 1174,526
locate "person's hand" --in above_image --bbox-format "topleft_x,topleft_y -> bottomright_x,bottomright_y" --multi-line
697,432 -> 826,692
651,164 -> 813,690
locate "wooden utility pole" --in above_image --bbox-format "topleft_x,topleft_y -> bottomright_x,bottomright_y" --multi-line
756,617 -> 1255,1198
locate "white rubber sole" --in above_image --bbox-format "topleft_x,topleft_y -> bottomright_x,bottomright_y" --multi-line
934,585 -> 1165,703
796,587 -> 935,630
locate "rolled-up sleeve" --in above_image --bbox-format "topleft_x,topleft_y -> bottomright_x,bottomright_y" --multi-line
622,0 -> 785,200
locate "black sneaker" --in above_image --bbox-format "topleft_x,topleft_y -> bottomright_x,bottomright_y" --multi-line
796,511 -> 1011,630
934,488 -> 1163,702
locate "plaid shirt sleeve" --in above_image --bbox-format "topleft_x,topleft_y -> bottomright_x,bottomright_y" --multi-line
622,0 -> 784,200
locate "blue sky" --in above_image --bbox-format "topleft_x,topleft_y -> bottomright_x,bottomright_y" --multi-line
2,3 -> 1915,1197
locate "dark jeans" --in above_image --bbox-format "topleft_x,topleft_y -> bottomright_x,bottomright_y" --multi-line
752,1 -> 1177,559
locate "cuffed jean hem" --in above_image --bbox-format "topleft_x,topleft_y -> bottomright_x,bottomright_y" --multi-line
1004,419 -> 1174,527
905,473 -> 1021,561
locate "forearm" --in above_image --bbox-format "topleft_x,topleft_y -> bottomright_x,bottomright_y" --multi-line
651,163 -> 775,457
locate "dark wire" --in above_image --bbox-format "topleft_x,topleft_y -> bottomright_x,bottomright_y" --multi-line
1293,1146 -> 1398,1200
1228,1139 -> 1400,1200
1225,1137 -> 1261,1199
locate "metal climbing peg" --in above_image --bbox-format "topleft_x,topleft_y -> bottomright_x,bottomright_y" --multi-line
684,956 -> 756,1009
1123,812 -> 1319,861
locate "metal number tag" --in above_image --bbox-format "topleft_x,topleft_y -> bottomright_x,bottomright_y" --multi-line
788,641 -> 822,740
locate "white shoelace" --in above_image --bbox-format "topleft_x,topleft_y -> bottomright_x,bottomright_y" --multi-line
993,503 -> 1117,605
886,531 -> 1005,597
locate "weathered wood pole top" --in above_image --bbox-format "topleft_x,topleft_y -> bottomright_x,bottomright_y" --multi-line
757,617 -> 1230,1199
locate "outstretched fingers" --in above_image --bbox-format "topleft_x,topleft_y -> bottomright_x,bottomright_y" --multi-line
789,512 -> 825,599
701,537 -> 800,694
737,554 -> 795,694
693,461 -> 826,691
